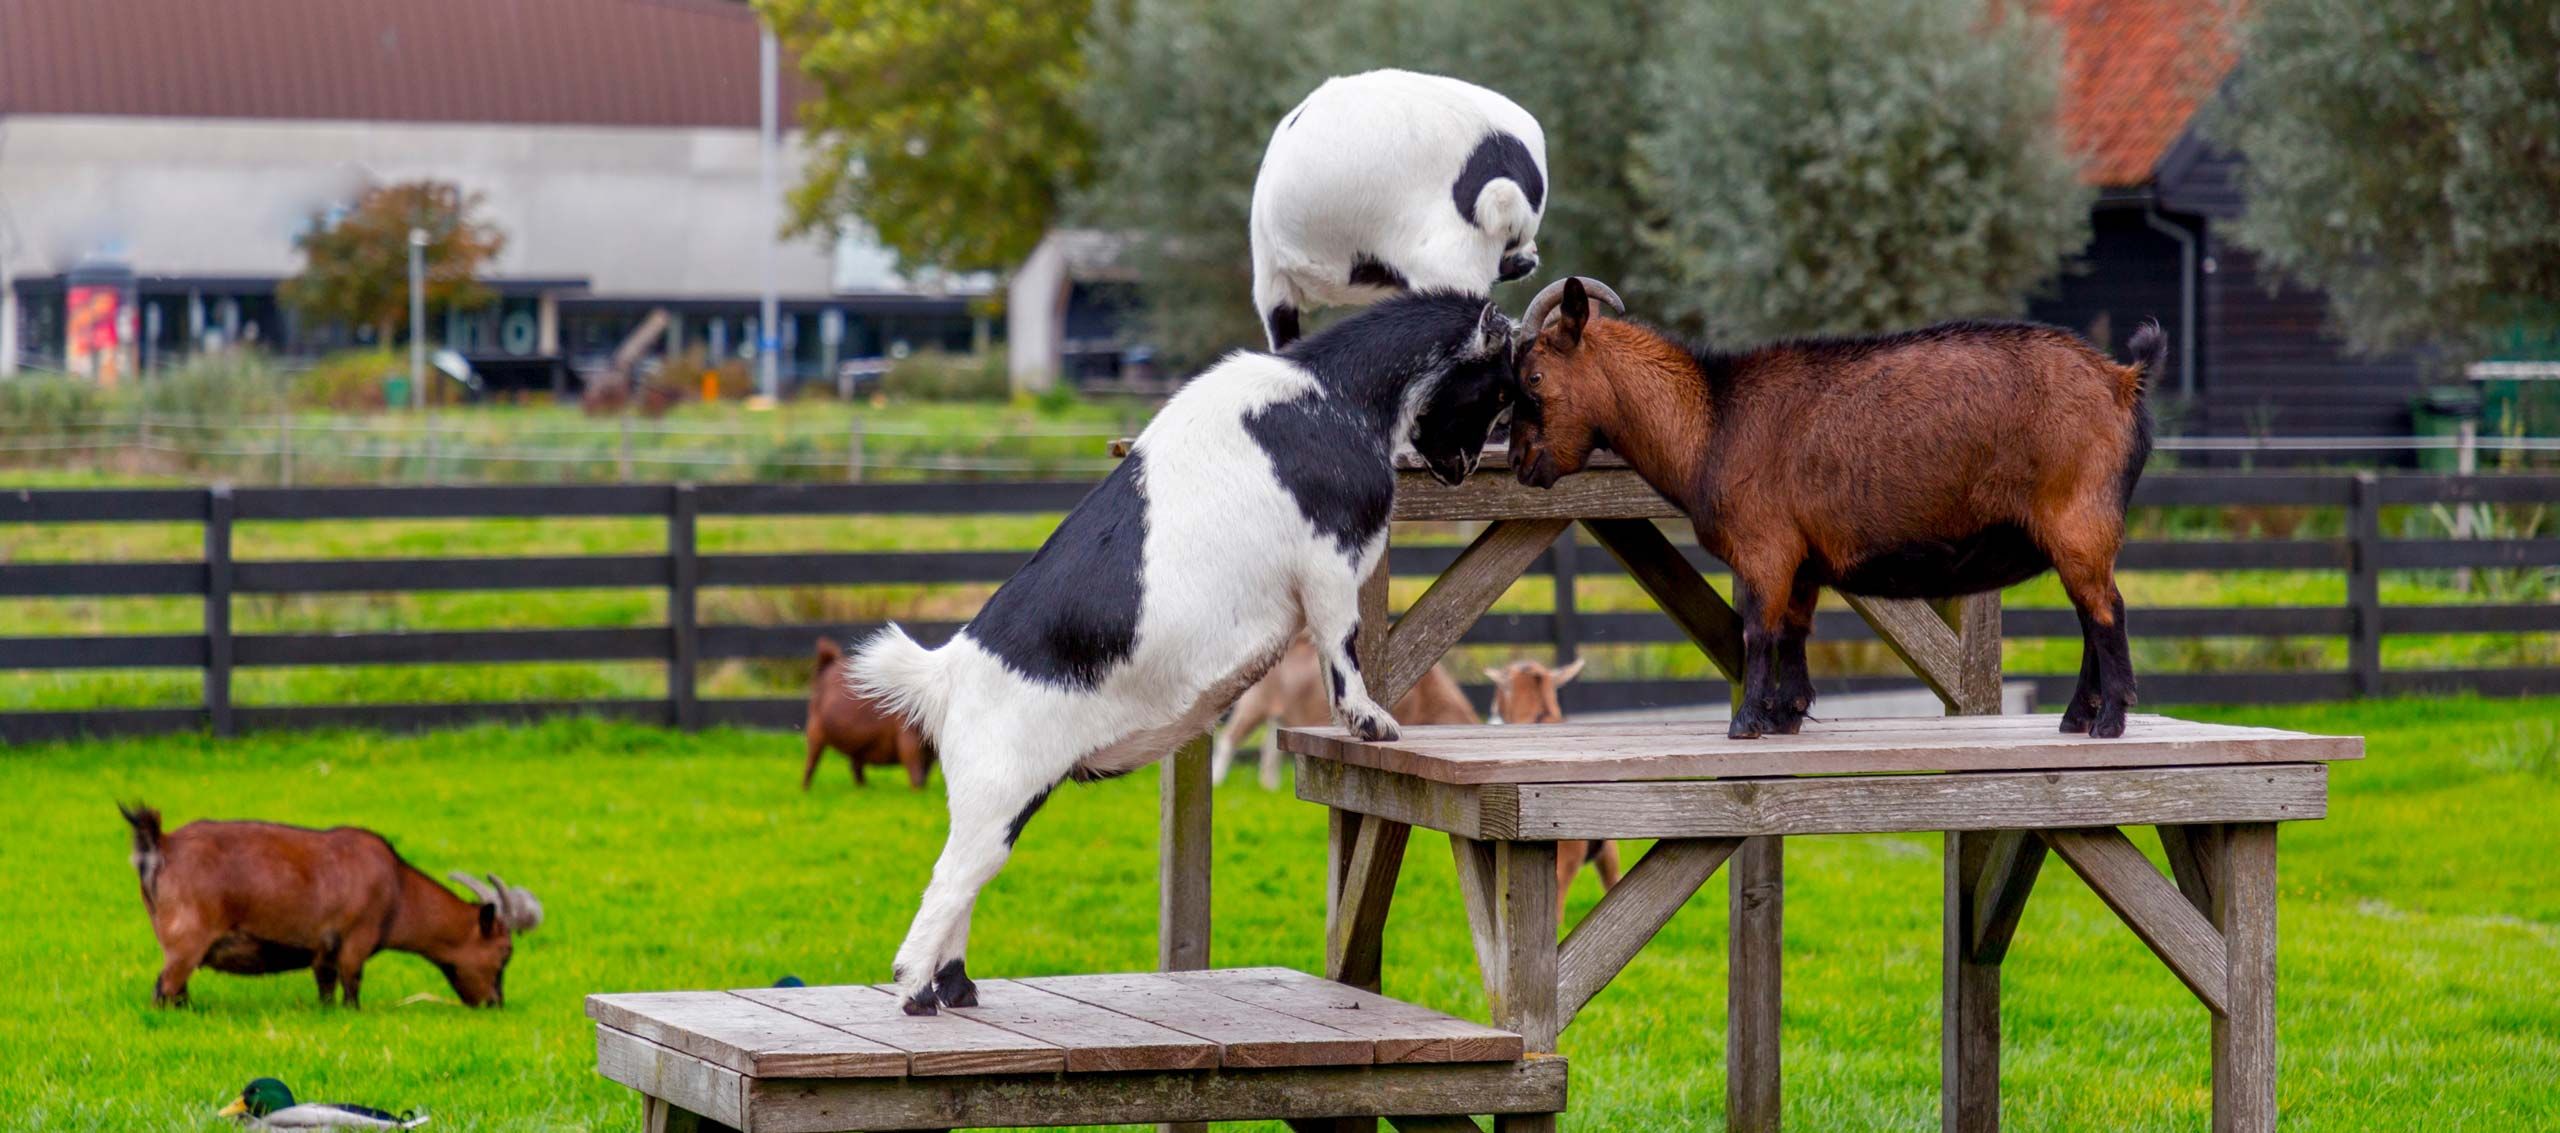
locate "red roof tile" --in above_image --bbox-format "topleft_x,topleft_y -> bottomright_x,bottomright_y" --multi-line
2041,0 -> 2240,187
0,0 -> 801,129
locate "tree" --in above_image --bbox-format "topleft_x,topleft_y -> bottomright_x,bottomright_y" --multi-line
1079,0 -> 1668,367
761,0 -> 1093,276
2210,0 -> 2560,362
281,181 -> 504,345
1633,0 -> 2089,345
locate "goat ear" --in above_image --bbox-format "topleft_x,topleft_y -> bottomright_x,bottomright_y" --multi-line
478,902 -> 500,937
1482,667 -> 1507,685
1552,658 -> 1586,686
1550,278 -> 1592,351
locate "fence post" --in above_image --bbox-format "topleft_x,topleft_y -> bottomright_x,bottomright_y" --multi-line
2348,472 -> 2382,699
1551,524 -> 1581,665
204,484 -> 236,737
669,483 -> 702,730
846,418 -> 866,483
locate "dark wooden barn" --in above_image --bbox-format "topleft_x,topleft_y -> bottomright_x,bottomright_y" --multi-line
2029,0 -> 2428,445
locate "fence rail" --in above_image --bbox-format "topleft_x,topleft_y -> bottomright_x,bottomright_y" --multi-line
3,472 -> 2557,743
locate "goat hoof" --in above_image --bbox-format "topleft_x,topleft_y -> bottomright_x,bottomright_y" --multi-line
2087,714 -> 2127,740
1726,719 -> 1764,740
933,960 -> 978,1008
900,992 -> 940,1017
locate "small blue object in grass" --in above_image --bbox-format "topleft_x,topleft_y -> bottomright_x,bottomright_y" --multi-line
774,975 -> 806,988
220,1078 -> 428,1128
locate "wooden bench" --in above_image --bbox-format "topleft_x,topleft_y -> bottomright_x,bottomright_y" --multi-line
589,967 -> 1565,1131
1284,713 -> 2361,1133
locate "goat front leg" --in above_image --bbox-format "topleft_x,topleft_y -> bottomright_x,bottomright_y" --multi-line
1766,574 -> 1821,735
1302,567 -> 1397,743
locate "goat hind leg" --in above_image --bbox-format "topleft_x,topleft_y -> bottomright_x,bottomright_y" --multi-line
891,774 -> 1050,1014
2055,557 -> 2135,738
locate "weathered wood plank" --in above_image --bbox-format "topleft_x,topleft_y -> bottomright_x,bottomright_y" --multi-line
1388,1117 -> 1487,1133
1943,831 -> 2000,1133
948,979 -> 1218,1073
1280,715 -> 2362,785
2157,824 -> 2220,919
595,1026 -> 748,1130
1947,591 -> 2006,717
1379,519 -> 1570,705
1499,765 -> 2329,840
736,983 -> 1064,1077
1728,837 -> 1783,1133
1299,758 -> 1506,840
2045,827 -> 2231,1015
585,992 -> 906,1078
1161,732 -> 1213,972
1580,518 -> 1745,681
2213,824 -> 2278,1133
1449,836 -> 1507,988
1843,593 -> 1973,712
1556,838 -> 1739,1027
1024,972 -> 1372,1069
1968,830 -> 2046,965
1165,968 -> 1523,1064
1492,841 -> 1560,1053
735,1056 -> 1568,1133
1327,814 -> 1412,992
1393,466 -> 1678,522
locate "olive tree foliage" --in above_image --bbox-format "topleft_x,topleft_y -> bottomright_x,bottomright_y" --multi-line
281,181 -> 505,344
1077,0 -> 1664,367
1634,0 -> 2089,345
760,0 -> 1093,276
2210,0 -> 2560,361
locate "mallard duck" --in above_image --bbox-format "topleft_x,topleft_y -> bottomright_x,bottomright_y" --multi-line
218,1078 -> 429,1129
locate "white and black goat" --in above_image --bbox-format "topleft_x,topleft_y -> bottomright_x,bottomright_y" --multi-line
853,292 -> 1517,1014
1249,69 -> 1548,349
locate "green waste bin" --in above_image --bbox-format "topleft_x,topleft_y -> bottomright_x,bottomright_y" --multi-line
384,374 -> 411,408
2412,385 -> 2482,472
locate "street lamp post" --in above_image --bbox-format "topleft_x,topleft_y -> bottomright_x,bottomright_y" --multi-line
757,22 -> 782,404
407,227 -> 428,411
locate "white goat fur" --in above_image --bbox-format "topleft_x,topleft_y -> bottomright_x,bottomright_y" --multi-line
1250,69 -> 1547,347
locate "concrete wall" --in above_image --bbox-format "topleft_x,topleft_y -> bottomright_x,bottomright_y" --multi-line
0,114 -> 840,299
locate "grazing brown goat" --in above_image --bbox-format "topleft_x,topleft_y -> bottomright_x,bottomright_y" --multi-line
1213,638 -> 1479,788
806,637 -> 936,790
1484,658 -> 1621,914
120,804 -> 539,1008
1508,277 -> 2157,739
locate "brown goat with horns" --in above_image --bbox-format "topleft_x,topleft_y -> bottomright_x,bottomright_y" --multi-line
121,803 -> 540,1008
1507,278 -> 2156,739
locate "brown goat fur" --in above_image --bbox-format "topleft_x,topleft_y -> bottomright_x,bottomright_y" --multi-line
1483,657 -> 1622,913
807,637 -> 936,790
119,803 -> 536,1009
1213,638 -> 1478,789
1510,278 -> 2158,739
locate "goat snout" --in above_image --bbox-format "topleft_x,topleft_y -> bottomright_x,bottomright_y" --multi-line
1498,248 -> 1539,283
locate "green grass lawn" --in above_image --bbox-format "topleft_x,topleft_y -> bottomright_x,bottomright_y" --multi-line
3,698 -> 2555,1130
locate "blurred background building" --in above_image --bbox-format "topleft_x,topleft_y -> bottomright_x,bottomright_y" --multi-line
0,0 -> 989,385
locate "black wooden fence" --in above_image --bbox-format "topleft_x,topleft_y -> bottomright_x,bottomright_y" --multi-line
3,472 -> 2557,744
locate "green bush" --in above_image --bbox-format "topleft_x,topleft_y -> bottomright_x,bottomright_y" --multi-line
138,353 -> 284,422
0,375 -> 104,434
293,349 -> 404,411
880,350 -> 1008,402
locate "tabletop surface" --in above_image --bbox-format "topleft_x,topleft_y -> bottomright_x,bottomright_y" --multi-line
589,967 -> 1523,1080
1280,713 -> 2363,785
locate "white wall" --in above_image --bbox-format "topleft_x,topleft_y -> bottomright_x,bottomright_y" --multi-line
0,114 -> 841,299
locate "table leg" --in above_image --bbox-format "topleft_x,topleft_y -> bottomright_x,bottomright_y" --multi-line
1158,732 -> 1212,1133
2211,823 -> 2277,1133
1728,836 -> 1782,1133
1491,840 -> 1558,1133
1943,830 -> 2000,1133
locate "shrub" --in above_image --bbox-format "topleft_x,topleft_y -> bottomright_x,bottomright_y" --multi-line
138,353 -> 284,422
0,376 -> 104,435
293,349 -> 404,411
881,350 -> 1008,402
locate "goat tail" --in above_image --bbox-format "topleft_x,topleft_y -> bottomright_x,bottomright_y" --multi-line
849,624 -> 956,744
1470,179 -> 1539,244
2120,319 -> 2168,407
118,801 -> 163,907
813,635 -> 843,679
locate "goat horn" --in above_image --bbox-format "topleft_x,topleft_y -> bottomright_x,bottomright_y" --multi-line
448,870 -> 497,904
491,874 -> 544,932
1518,276 -> 1628,338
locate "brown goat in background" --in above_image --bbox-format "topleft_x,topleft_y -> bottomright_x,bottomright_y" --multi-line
1214,638 -> 1479,788
1508,277 -> 2157,739
1484,658 -> 1620,915
120,804 -> 538,1008
806,637 -> 936,789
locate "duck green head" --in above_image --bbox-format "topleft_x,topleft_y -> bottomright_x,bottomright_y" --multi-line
219,1078 -> 294,1119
